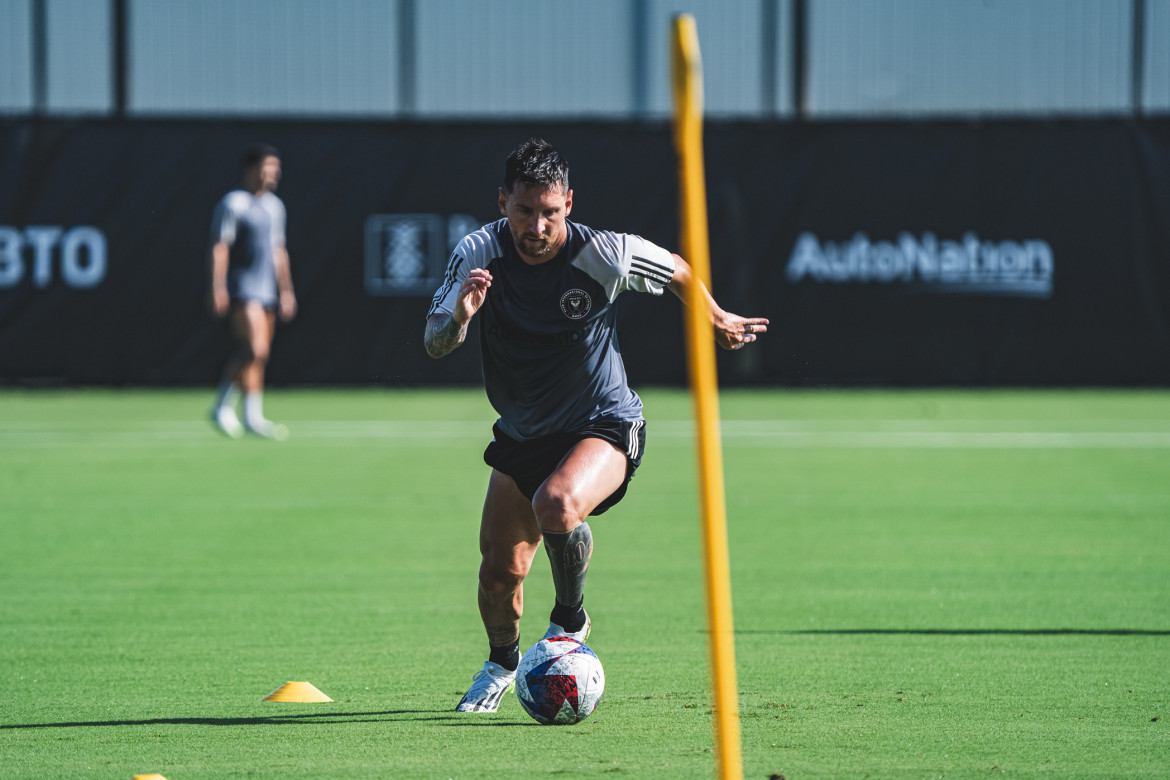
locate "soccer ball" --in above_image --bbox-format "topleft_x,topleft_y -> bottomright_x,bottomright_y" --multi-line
515,636 -> 605,725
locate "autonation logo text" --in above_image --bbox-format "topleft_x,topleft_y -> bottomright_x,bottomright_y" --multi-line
786,232 -> 1054,298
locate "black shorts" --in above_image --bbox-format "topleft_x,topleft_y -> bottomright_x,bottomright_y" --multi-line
483,419 -> 646,516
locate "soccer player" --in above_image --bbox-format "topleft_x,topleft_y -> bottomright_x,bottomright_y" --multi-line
208,143 -> 297,440
427,138 -> 768,713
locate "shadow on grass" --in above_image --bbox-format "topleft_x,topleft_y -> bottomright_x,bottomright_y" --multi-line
740,628 -> 1170,636
0,710 -> 462,731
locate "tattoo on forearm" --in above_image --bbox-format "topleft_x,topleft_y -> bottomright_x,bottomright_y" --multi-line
424,315 -> 468,358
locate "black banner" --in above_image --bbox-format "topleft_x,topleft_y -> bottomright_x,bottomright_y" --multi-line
1,119 -> 1168,386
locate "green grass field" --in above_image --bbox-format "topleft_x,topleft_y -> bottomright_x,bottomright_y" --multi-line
1,388 -> 1167,779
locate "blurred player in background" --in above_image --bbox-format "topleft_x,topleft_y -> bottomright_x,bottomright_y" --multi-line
208,143 -> 297,440
426,138 -> 768,712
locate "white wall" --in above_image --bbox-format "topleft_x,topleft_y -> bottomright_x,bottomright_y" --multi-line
1,0 -> 1164,118
414,0 -> 636,117
1144,0 -> 1170,113
129,0 -> 398,115
0,0 -> 33,112
47,0 -> 112,113
808,0 -> 1133,117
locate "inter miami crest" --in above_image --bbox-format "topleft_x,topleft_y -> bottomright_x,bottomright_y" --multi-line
559,288 -> 592,320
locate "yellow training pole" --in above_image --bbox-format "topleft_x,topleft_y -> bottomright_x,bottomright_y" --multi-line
671,13 -> 743,780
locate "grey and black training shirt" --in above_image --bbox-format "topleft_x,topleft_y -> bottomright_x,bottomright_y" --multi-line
210,190 -> 286,307
428,218 -> 676,441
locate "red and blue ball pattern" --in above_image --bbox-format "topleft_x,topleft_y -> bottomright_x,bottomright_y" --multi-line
516,636 -> 605,725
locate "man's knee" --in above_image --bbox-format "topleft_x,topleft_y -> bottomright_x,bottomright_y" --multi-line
249,340 -> 270,364
232,333 -> 269,364
532,488 -> 587,535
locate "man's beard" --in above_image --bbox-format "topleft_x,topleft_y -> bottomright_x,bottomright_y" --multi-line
515,230 -> 556,260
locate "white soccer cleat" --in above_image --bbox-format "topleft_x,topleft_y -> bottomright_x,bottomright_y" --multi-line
544,609 -> 591,643
210,406 -> 244,439
455,661 -> 516,713
244,419 -> 289,441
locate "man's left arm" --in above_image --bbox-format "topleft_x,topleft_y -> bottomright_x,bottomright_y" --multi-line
274,243 -> 297,322
666,254 -> 769,351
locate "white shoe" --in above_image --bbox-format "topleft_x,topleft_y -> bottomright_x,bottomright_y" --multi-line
544,610 -> 591,643
455,661 -> 516,713
244,418 -> 289,441
210,406 -> 243,439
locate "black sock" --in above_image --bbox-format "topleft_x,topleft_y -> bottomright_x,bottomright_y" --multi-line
550,599 -> 586,634
489,640 -> 520,672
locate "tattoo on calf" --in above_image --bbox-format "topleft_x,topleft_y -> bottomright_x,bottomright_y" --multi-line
543,522 -> 593,608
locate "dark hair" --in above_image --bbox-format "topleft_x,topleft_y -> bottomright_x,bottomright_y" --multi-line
241,142 -> 280,169
503,138 -> 569,194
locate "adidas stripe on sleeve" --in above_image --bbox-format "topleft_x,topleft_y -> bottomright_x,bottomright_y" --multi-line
570,230 -> 676,301
629,252 -> 673,289
428,226 -> 501,317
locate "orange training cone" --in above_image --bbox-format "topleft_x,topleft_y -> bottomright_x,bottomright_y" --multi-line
132,775 -> 168,779
262,681 -> 333,702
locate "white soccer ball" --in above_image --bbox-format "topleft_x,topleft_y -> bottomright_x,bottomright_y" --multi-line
515,635 -> 605,725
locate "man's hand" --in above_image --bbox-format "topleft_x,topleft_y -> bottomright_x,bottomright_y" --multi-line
713,311 -> 769,351
279,290 -> 297,322
667,255 -> 768,351
211,285 -> 230,317
453,268 -> 493,325
210,241 -> 231,317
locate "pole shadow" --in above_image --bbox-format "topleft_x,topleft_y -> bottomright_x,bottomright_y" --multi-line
0,709 -> 452,731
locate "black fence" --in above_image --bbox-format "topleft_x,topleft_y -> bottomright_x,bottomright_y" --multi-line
1,118 -> 1168,386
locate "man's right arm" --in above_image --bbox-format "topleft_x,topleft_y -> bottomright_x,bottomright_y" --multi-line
209,197 -> 235,317
424,313 -> 469,359
667,254 -> 769,350
210,241 -> 231,316
424,266 -> 494,359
